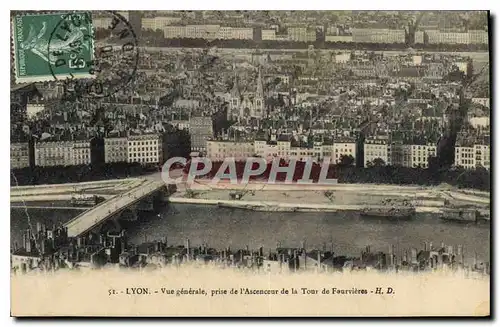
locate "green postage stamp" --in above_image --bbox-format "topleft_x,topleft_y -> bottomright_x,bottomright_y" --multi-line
12,12 -> 95,83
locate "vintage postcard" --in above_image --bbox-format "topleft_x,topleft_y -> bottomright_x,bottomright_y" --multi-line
10,10 -> 491,317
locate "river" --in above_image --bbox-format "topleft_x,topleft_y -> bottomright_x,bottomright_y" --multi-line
10,203 -> 490,265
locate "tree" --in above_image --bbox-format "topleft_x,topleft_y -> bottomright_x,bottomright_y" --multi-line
338,154 -> 355,167
372,158 -> 386,167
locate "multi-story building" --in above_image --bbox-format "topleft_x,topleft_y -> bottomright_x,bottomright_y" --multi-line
426,29 -> 488,45
206,140 -> 254,161
11,83 -> 41,124
34,141 -> 74,167
163,25 -> 220,39
92,11 -> 133,30
92,17 -> 113,29
352,29 -> 405,44
364,138 -> 390,167
425,30 -> 441,44
390,142 -> 410,167
287,27 -> 307,42
104,137 -> 128,163
276,139 -> 292,160
266,73 -> 291,85
169,120 -> 190,131
227,27 -> 254,40
321,144 -> 334,161
163,25 -> 185,39
468,30 -> 488,44
127,134 -> 162,165
325,35 -> 353,42
252,139 -> 304,162
306,29 -> 317,42
215,27 -> 233,40
426,31 -> 470,44
409,144 -> 436,168
375,142 -> 438,169
261,29 -> 276,40
253,140 -> 268,158
413,55 -> 423,66
34,140 -> 93,167
425,62 -> 446,80
287,27 -> 316,42
468,116 -> 490,129
332,141 -> 356,164
333,52 -> 351,63
163,25 -> 253,40
26,103 -> 45,119
351,66 -> 377,77
455,144 -> 490,170
453,61 -> 468,73
190,116 -> 214,153
455,145 -> 476,169
72,140 -> 91,166
276,144 -> 317,162
474,144 -> 490,169
11,143 -> 30,169
243,139 -> 356,164
141,16 -> 182,31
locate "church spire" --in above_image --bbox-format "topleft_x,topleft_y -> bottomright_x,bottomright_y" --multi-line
230,66 -> 241,99
256,67 -> 263,97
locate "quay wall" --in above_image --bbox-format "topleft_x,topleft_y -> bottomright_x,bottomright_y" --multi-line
11,178 -> 139,190
168,196 -> 443,214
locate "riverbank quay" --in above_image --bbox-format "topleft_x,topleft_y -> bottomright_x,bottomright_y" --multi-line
169,197 -> 442,213
10,179 -> 144,203
168,181 -> 490,215
10,178 -> 490,215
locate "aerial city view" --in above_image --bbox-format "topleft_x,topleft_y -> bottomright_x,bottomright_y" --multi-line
10,10 -> 490,278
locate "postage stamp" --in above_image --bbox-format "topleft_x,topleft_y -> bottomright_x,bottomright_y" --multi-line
50,11 -> 140,99
12,12 -> 95,84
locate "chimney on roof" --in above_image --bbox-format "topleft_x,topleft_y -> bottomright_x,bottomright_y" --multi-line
121,239 -> 126,253
26,238 -> 32,254
186,239 -> 190,261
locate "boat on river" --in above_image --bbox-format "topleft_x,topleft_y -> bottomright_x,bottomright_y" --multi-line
440,206 -> 480,223
360,199 -> 416,219
70,194 -> 105,207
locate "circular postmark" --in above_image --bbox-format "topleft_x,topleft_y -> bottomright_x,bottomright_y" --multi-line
47,11 -> 139,99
